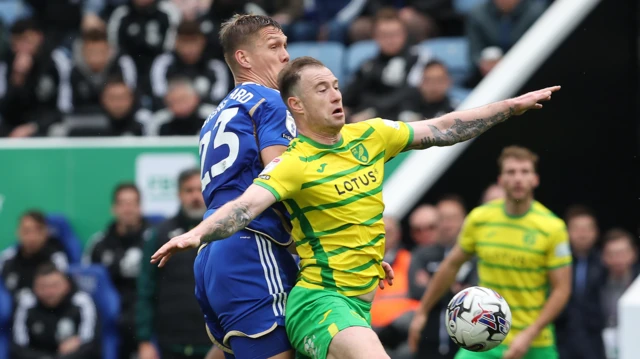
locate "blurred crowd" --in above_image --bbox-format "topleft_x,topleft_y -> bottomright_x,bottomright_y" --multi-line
0,0 -> 550,137
1,170 -> 638,359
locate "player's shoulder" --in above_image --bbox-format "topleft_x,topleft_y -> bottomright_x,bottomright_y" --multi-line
467,199 -> 505,222
529,201 -> 566,229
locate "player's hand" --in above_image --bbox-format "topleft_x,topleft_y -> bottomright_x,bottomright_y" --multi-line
510,86 -> 561,116
502,327 -> 537,359
379,261 -> 395,289
408,311 -> 428,353
150,231 -> 201,267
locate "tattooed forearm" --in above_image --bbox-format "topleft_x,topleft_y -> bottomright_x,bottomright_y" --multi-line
200,201 -> 253,244
408,106 -> 515,150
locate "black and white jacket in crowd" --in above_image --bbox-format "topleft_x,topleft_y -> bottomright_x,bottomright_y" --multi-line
69,38 -> 137,114
107,0 -> 181,75
149,102 -> 216,136
149,51 -> 229,109
0,239 -> 68,299
11,288 -> 100,359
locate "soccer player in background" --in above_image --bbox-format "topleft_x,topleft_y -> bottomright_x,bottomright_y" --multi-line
152,57 -> 560,359
408,146 -> 573,359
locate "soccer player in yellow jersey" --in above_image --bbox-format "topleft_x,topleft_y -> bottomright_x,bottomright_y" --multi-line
408,146 -> 573,359
151,57 -> 560,359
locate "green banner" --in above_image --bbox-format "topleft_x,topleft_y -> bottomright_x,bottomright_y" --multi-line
0,138 -> 407,251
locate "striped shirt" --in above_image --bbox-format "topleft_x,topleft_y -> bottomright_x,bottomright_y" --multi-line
254,118 -> 414,296
458,199 -> 572,347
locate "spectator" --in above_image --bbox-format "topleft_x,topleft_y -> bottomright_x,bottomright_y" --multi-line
172,0 -> 213,20
465,0 -> 546,87
57,75 -> 149,137
398,60 -> 456,122
555,205 -> 607,359
371,216 -> 419,357
480,182 -> 505,204
256,0 -> 306,42
10,263 -> 100,359
0,210 -> 68,300
343,8 -> 423,122
409,195 -> 474,359
149,78 -> 216,136
0,19 -> 72,137
107,0 -> 181,77
84,183 -> 149,359
408,205 -> 440,249
314,0 -> 369,43
137,169 -> 212,359
601,229 -> 639,331
149,20 -> 229,110
70,28 -> 137,115
22,0 -> 105,48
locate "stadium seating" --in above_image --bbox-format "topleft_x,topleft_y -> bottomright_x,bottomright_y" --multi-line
449,87 -> 473,105
68,264 -> 120,359
420,37 -> 471,86
0,281 -> 11,359
286,42 -> 346,83
0,0 -> 23,27
46,213 -> 83,265
344,40 -> 379,81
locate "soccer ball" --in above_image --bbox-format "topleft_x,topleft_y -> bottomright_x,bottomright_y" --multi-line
445,286 -> 512,352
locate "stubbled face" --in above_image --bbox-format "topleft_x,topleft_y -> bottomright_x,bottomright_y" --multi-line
374,19 -> 407,57
112,188 -> 141,228
102,83 -> 134,119
34,272 -> 70,308
603,238 -> 637,278
179,174 -> 206,219
176,35 -> 206,65
18,217 -> 48,255
568,215 -> 598,255
294,66 -> 345,133
420,64 -> 451,103
240,27 -> 289,89
12,30 -> 43,56
498,158 -> 539,202
83,41 -> 111,73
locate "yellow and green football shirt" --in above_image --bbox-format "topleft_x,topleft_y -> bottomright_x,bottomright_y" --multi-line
458,199 -> 572,348
254,118 -> 414,297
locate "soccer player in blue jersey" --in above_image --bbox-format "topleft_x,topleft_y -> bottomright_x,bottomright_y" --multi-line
191,15 -> 297,359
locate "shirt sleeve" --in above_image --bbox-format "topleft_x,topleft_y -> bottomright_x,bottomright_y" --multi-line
367,118 -> 414,162
457,215 -> 477,255
546,226 -> 573,270
253,152 -> 302,201
252,99 -> 296,150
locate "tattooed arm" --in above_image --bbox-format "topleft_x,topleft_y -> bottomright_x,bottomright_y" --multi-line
150,185 -> 276,267
405,86 -> 560,150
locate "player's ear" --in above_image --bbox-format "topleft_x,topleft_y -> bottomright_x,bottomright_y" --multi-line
287,96 -> 303,114
532,173 -> 540,189
235,49 -> 251,69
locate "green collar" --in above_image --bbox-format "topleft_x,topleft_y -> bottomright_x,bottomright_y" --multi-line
298,133 -> 344,149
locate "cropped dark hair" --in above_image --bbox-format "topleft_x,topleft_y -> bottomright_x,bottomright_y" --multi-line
10,18 -> 40,35
437,194 -> 467,214
34,262 -> 62,278
82,28 -> 108,43
219,14 -> 283,68
20,210 -> 47,227
602,228 -> 636,250
177,20 -> 204,37
178,168 -> 201,189
564,204 -> 597,226
112,182 -> 140,204
277,56 -> 326,105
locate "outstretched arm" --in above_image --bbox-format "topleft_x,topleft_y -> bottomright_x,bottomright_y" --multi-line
150,184 -> 277,267
405,86 -> 560,150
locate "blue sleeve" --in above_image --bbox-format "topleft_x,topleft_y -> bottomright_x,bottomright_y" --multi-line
253,99 -> 296,151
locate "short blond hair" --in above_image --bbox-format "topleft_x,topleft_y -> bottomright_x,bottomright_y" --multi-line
219,14 -> 283,69
497,146 -> 539,172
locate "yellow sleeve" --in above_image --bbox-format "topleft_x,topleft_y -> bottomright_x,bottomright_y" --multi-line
253,152 -> 301,201
366,118 -> 414,162
457,215 -> 477,255
546,227 -> 573,270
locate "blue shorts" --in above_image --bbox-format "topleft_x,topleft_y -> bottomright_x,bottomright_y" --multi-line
194,229 -> 298,358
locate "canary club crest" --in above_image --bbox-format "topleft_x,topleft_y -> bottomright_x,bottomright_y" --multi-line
350,144 -> 369,163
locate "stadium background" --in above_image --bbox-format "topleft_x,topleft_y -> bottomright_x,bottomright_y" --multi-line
0,0 -> 637,358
